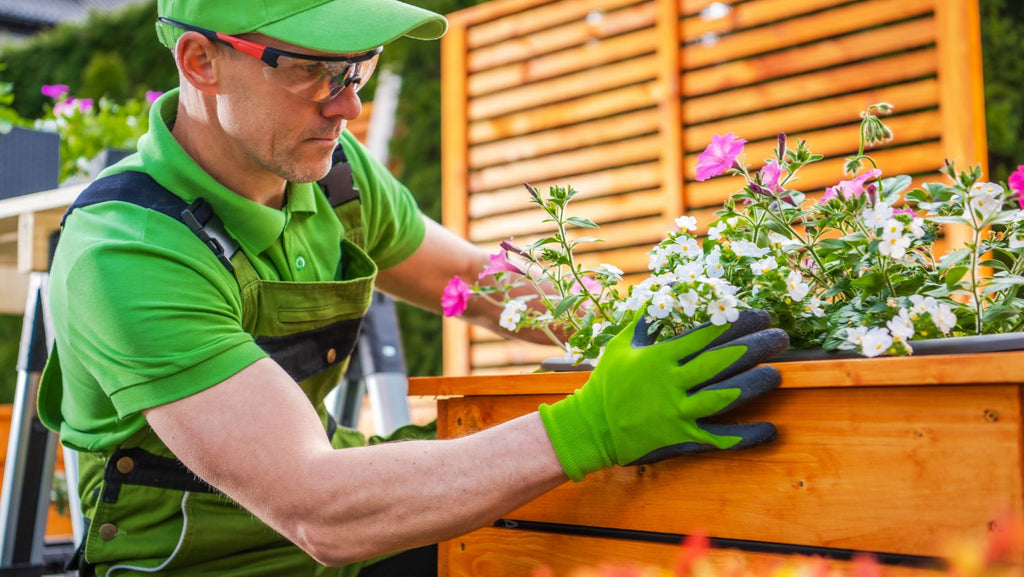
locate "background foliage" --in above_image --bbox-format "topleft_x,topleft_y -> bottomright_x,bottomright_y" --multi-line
0,0 -> 1021,397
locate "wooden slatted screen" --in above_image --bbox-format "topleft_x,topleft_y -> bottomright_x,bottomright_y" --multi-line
441,0 -> 987,376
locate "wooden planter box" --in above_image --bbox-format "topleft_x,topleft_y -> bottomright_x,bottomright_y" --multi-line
409,351 -> 1024,576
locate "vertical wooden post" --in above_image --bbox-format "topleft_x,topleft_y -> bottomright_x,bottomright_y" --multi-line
441,13 -> 472,377
934,0 -> 988,254
656,0 -> 684,225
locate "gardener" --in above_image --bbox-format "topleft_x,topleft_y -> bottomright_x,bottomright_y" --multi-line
37,1 -> 790,575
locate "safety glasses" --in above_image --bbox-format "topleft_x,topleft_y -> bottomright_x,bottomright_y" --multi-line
158,17 -> 382,102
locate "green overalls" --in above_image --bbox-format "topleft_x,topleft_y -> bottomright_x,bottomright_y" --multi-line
39,150 -> 385,576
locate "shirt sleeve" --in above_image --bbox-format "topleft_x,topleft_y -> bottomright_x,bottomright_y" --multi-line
53,203 -> 268,419
338,131 -> 426,270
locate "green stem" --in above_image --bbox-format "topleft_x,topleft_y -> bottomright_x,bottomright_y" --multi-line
555,200 -> 613,323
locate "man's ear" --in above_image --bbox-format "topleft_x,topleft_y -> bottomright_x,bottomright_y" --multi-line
175,31 -> 223,95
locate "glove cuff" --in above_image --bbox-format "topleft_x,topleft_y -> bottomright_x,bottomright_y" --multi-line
538,393 -> 615,482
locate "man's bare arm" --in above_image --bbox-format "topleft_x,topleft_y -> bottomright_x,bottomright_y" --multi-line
144,357 -> 566,566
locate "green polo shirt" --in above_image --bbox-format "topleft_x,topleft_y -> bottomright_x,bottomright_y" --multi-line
45,89 -> 425,452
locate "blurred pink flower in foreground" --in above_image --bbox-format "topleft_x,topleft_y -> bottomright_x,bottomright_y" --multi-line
145,90 -> 164,104
821,168 -> 883,203
479,249 -> 523,279
696,133 -> 746,181
1009,165 -> 1024,209
40,84 -> 69,99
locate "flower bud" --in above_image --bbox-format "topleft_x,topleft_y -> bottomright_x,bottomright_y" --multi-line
523,182 -> 540,201
777,132 -> 787,160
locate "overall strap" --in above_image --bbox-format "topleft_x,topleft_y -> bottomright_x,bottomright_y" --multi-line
62,171 -> 239,272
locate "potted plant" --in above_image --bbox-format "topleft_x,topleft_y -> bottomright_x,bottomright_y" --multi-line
443,104 -> 1024,365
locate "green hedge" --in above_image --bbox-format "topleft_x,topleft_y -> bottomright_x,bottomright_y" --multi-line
0,0 -> 1022,398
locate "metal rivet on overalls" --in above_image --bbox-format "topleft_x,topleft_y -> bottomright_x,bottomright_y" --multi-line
326,348 -> 337,364
99,523 -> 118,540
295,256 -> 306,270
116,456 -> 134,475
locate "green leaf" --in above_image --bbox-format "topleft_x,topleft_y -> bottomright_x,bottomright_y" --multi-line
938,249 -> 971,270
928,215 -> 971,226
945,266 -> 969,289
851,272 -> 884,294
552,295 -> 582,318
565,216 -> 599,229
979,259 -> 1009,272
528,237 -> 560,249
881,175 -> 912,196
817,239 -> 849,251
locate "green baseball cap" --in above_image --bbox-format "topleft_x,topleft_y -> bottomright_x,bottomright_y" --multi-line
156,0 -> 447,53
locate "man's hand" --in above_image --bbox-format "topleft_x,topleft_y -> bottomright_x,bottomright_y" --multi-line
539,309 -> 788,481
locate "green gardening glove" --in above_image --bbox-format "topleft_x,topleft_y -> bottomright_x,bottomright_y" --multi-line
539,309 -> 788,481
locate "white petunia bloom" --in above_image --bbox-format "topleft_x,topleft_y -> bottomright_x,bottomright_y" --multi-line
732,240 -> 770,258
675,236 -> 701,260
702,277 -> 738,297
499,300 -> 528,331
648,247 -> 670,271
887,308 -> 915,342
707,294 -> 740,325
675,261 -> 704,282
933,303 -> 957,334
863,201 -> 894,229
563,342 -> 583,364
646,288 -> 676,319
908,295 -> 937,318
845,326 -> 869,347
704,251 -> 725,278
677,289 -> 700,317
909,218 -> 926,239
964,182 -> 1004,224
625,278 -> 655,310
881,218 -> 904,240
803,296 -> 825,318
878,233 -> 911,259
860,327 -> 893,358
675,215 -> 698,231
707,221 -> 728,241
750,256 -> 778,275
598,263 -> 624,278
786,270 -> 810,301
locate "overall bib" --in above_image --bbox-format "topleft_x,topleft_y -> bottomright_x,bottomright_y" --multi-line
39,150 -> 385,576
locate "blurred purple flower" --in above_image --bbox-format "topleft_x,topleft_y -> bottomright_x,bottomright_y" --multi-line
145,90 -> 164,104
1009,165 -> 1024,209
696,133 -> 746,181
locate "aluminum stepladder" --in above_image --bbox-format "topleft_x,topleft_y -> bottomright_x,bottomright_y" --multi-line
0,270 -> 82,577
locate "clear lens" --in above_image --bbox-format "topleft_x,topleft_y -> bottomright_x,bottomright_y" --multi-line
263,53 -> 379,102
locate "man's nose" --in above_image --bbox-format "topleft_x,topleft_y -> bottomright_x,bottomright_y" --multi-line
321,84 -> 362,120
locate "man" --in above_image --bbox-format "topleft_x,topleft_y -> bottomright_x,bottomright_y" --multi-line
37,1 -> 789,575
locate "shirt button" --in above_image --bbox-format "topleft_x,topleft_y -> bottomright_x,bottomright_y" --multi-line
99,523 -> 118,540
295,256 -> 306,270
326,348 -> 337,364
116,456 -> 134,474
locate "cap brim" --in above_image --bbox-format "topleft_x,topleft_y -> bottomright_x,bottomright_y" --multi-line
255,0 -> 447,54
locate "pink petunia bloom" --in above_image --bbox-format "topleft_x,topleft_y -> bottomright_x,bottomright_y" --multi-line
478,250 -> 523,279
145,90 -> 164,104
40,84 -> 69,99
892,207 -> 918,216
758,159 -> 784,193
695,133 -> 746,181
1009,165 -> 1024,209
570,275 -> 601,295
822,168 -> 883,202
77,98 -> 94,113
441,276 -> 471,317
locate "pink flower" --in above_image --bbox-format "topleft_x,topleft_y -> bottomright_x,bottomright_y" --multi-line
892,207 -> 917,216
40,84 -> 69,99
441,276 -> 471,317
696,133 -> 746,181
145,90 -> 164,104
570,276 -> 601,295
1009,165 -> 1024,209
758,159 -> 784,193
822,168 -> 883,202
478,250 -> 523,279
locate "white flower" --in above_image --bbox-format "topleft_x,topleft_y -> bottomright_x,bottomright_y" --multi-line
887,309 -> 915,342
598,263 -> 624,278
863,202 -> 894,229
732,240 -> 770,258
675,215 -> 698,231
909,218 -> 926,239
707,221 -> 728,241
702,276 -> 738,297
1010,234 -> 1024,249
625,279 -> 655,310
933,303 -> 957,334
674,261 -> 704,282
767,232 -> 789,246
803,296 -> 825,318
563,342 -> 583,364
647,289 -> 676,319
648,247 -> 670,271
878,233 -> 911,259
653,271 -> 678,285
786,270 -> 810,301
499,300 -> 528,331
861,327 -> 893,358
750,256 -> 778,275
677,290 -> 700,317
591,321 -> 609,338
707,294 -> 739,325
965,182 -> 1004,224
675,236 -> 701,260
845,326 -> 868,347
881,219 -> 904,240
704,251 -> 725,278
908,295 -> 937,318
